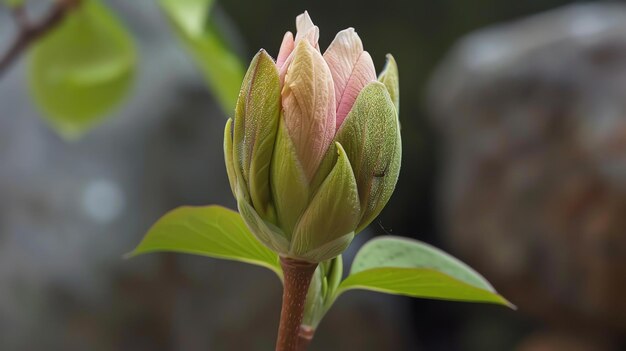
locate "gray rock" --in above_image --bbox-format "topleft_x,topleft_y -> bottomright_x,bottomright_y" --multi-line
429,3 -> 626,335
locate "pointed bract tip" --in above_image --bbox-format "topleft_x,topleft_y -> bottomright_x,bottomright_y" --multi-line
296,11 -> 315,32
254,49 -> 279,68
335,141 -> 347,157
276,31 -> 295,68
382,54 -> 398,72
331,27 -> 361,47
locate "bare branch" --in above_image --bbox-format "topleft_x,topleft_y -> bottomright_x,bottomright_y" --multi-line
0,0 -> 81,79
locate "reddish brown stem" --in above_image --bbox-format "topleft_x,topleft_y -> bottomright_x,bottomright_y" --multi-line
276,257 -> 318,351
296,325 -> 315,351
0,0 -> 81,79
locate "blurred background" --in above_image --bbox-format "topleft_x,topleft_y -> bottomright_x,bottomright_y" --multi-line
1,0 -> 626,350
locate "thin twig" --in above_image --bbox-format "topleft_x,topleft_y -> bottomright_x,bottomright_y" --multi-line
0,0 -> 81,79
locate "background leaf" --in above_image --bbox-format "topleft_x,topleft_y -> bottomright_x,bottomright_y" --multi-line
3,0 -> 23,8
129,205 -> 281,277
159,0 -> 244,114
336,236 -> 512,306
28,0 -> 136,139
159,0 -> 212,36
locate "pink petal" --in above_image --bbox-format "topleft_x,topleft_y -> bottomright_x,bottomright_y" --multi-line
323,28 -> 376,129
295,11 -> 319,50
282,40 -> 336,181
276,31 -> 294,70
335,52 -> 376,127
278,54 -> 294,86
279,11 -> 321,85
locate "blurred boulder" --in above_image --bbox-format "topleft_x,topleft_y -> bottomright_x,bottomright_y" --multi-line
429,2 -> 626,337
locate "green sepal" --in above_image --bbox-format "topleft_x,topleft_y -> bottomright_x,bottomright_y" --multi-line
271,115 -> 311,238
223,118 -> 237,197
309,137 -> 338,196
303,266 -> 325,327
290,143 -> 360,262
238,192 -> 290,255
302,255 -> 343,328
322,256 -> 343,310
233,50 -> 281,219
333,82 -> 401,233
378,54 -> 399,114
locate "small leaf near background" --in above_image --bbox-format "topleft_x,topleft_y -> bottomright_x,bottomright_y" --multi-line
28,0 -> 136,139
159,0 -> 245,114
4,0 -> 24,8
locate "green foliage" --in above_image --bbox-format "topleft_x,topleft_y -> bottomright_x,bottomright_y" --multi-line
130,208 -> 511,331
128,205 -> 281,277
339,268 -> 511,306
28,0 -> 136,139
131,208 -> 511,308
159,0 -> 244,113
159,0 -> 212,36
130,206 -> 513,343
336,236 -> 512,306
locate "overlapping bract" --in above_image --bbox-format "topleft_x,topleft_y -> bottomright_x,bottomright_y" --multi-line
224,12 -> 401,262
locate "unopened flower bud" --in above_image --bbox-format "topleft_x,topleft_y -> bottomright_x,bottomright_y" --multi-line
224,11 -> 401,263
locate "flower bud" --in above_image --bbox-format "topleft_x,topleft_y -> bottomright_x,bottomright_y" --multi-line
224,11 -> 401,262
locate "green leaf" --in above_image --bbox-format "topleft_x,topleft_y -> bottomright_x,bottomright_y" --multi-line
159,0 -> 244,113
128,205 -> 281,277
28,0 -> 136,139
336,236 -> 512,307
159,0 -> 213,37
